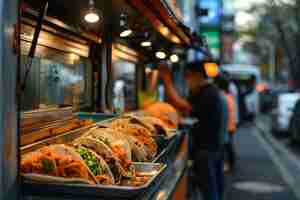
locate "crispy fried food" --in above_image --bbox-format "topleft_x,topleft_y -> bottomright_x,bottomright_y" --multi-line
144,102 -> 180,129
21,146 -> 89,180
108,123 -> 157,160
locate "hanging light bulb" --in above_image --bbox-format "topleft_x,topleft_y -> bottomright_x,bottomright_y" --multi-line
140,32 -> 152,47
170,54 -> 179,63
141,41 -> 152,47
120,13 -> 132,37
156,50 -> 167,59
84,12 -> 100,23
84,0 -> 101,23
120,29 -> 132,37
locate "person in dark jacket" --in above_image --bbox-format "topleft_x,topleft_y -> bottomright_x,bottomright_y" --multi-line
159,61 -> 226,200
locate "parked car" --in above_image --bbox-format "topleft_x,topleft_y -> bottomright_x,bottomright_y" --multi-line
260,89 -> 276,113
271,92 -> 300,135
289,99 -> 300,143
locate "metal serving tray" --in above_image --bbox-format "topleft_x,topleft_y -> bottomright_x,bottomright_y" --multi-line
22,162 -> 167,200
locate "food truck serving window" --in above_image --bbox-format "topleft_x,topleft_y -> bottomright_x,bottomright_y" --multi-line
20,23 -> 92,111
21,56 -> 92,111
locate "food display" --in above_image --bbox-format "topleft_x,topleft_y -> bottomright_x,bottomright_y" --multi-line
136,116 -> 174,138
22,141 -> 154,187
144,102 -> 181,129
107,121 -> 157,161
20,103 -> 188,200
21,145 -> 96,184
21,111 -> 178,188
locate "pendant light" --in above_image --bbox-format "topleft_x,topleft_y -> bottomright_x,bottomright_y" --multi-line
170,54 -> 179,63
84,0 -> 101,23
120,13 -> 132,38
156,50 -> 167,59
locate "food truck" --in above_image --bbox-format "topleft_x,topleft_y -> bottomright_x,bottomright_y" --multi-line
0,0 -> 200,199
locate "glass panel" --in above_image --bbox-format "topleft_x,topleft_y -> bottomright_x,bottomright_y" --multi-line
112,60 -> 136,112
20,56 -> 92,111
21,56 -> 40,110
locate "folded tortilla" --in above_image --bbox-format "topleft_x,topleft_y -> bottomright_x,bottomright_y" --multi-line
21,144 -> 97,184
88,127 -> 132,161
73,137 -> 134,183
109,117 -> 155,136
74,145 -> 115,185
108,123 -> 157,161
134,116 -> 171,137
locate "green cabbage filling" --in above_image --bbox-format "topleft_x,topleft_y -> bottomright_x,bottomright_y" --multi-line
42,159 -> 54,173
76,147 -> 102,176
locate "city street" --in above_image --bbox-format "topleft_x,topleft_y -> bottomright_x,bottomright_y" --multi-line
3,0 -> 300,199
190,115 -> 300,200
225,121 -> 297,200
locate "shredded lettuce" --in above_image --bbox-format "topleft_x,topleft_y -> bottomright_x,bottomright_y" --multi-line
76,147 -> 102,176
42,159 -> 54,173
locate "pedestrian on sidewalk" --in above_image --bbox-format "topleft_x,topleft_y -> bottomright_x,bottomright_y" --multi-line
158,61 -> 226,200
216,75 -> 237,173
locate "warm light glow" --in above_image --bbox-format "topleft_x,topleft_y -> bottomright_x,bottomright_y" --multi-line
156,51 -> 166,59
256,83 -> 268,92
120,29 -> 132,37
170,54 -> 179,63
160,26 -> 170,36
141,41 -> 152,47
84,12 -> 100,23
204,62 -> 219,78
69,53 -> 80,64
145,67 -> 152,74
170,35 -> 181,44
112,43 -> 138,63
114,43 -> 138,57
70,53 -> 78,60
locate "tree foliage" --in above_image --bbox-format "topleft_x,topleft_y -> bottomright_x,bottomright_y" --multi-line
241,0 -> 300,87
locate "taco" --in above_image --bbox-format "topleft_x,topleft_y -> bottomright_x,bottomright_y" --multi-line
134,116 -> 171,137
73,137 -> 134,183
74,145 -> 115,185
87,127 -> 136,175
21,144 -> 96,184
109,116 -> 156,136
144,102 -> 180,129
88,127 -> 132,161
119,115 -> 157,136
93,127 -> 149,162
108,123 -> 157,161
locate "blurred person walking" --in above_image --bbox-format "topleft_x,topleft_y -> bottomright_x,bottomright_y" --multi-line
158,61 -> 226,200
216,76 -> 237,173
229,81 -> 239,125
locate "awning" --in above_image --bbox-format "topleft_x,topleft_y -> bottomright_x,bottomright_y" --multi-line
129,0 -> 191,45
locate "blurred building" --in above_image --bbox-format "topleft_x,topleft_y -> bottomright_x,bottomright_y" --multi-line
195,0 -> 235,63
221,0 -> 235,64
196,0 -> 222,60
166,0 -> 199,32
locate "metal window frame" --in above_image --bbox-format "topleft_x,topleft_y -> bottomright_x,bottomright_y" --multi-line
0,0 -> 19,199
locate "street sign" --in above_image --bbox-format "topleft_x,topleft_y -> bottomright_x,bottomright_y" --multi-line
198,0 -> 221,26
202,31 -> 220,59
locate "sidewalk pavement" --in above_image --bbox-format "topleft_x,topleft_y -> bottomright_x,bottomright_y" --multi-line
224,121 -> 297,200
256,114 -> 300,200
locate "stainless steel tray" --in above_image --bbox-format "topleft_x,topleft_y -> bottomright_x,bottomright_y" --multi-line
152,131 -> 181,163
22,162 -> 167,200
21,119 -> 181,158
